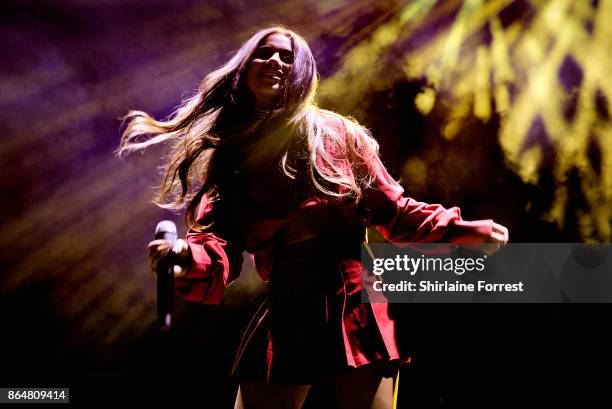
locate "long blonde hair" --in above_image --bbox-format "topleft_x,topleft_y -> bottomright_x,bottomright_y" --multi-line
117,26 -> 380,231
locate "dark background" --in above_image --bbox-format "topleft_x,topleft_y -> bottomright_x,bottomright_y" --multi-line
1,0 -> 610,406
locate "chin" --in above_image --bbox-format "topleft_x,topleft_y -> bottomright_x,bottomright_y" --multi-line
257,88 -> 280,98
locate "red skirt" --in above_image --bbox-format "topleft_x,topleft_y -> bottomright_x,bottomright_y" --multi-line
231,237 -> 403,385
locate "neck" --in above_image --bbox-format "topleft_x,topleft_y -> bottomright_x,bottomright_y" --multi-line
253,93 -> 280,112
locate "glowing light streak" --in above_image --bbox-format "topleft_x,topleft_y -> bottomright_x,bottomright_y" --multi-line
322,0 -> 611,239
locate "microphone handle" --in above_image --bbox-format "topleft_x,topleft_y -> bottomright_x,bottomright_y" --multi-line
155,233 -> 176,330
156,256 -> 174,330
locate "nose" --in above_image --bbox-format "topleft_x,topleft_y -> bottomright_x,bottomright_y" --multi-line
265,52 -> 283,68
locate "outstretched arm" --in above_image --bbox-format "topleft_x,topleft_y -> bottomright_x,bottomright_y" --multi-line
359,153 -> 508,244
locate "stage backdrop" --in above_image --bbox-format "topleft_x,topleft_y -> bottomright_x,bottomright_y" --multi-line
1,0 -> 610,406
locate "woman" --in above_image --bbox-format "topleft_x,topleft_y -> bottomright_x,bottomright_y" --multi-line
118,26 -> 508,409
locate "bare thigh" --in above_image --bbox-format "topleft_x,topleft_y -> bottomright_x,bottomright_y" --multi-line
234,381 -> 311,409
334,364 -> 397,409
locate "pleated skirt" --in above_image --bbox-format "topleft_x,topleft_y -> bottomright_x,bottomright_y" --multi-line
231,237 -> 402,385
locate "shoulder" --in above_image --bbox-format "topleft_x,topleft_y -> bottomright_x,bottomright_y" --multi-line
316,109 -> 355,134
315,109 -> 379,156
312,109 -> 373,147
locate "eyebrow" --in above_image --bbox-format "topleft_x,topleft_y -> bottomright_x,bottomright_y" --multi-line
257,45 -> 293,53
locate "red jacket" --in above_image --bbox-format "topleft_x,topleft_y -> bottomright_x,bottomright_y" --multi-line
176,142 -> 494,304
174,118 -> 496,371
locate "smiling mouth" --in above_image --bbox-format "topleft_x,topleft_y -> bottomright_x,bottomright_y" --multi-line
261,71 -> 283,81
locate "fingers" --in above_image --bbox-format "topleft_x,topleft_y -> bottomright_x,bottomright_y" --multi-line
172,239 -> 190,258
147,239 -> 192,280
173,264 -> 186,277
170,239 -> 191,277
148,240 -> 170,259
491,222 -> 509,244
480,222 -> 509,256
148,239 -> 170,258
148,240 -> 170,280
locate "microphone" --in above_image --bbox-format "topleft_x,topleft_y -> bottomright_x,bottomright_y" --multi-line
155,220 -> 177,330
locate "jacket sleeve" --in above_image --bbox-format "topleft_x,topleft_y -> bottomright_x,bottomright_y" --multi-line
174,195 -> 244,305
359,153 -> 494,243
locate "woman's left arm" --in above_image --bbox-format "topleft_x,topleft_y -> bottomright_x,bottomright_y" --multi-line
358,153 -> 509,244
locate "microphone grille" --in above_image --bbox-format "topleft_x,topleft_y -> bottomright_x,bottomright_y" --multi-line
155,220 -> 177,235
155,220 -> 178,246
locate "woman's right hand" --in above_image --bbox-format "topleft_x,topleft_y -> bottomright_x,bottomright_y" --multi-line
147,238 -> 192,281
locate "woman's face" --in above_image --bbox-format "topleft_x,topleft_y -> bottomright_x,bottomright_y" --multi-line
246,33 -> 294,109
